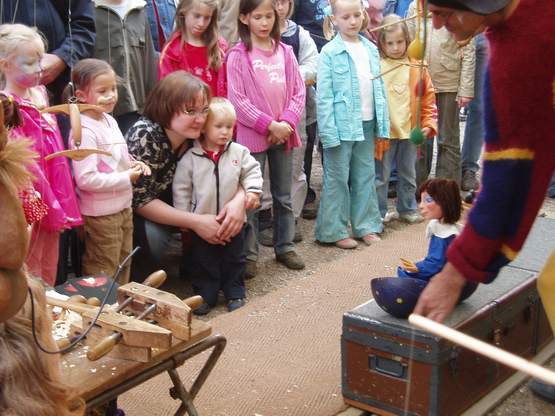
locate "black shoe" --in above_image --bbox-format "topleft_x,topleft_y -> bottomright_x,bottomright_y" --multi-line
276,251 -> 305,270
529,378 -> 555,404
245,260 -> 257,279
227,298 -> 246,312
302,202 -> 318,220
193,302 -> 211,316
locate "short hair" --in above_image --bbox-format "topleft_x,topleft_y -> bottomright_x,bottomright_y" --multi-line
143,71 -> 211,129
207,97 -> 236,122
377,14 -> 411,58
238,0 -> 281,51
417,178 -> 462,224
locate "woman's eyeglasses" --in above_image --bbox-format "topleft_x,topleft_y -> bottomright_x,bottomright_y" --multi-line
182,107 -> 210,117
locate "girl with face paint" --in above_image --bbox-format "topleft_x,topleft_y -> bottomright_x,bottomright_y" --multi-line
0,23 -> 83,286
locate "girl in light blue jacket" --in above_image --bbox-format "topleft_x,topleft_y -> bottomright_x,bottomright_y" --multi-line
315,0 -> 389,249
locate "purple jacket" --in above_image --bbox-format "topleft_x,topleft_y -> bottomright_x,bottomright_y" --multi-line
226,41 -> 305,153
9,88 -> 83,232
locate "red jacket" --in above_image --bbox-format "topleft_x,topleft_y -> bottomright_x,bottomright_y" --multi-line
158,32 -> 227,97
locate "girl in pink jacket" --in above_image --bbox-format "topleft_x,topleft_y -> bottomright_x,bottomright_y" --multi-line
227,0 -> 306,274
0,23 -> 82,285
158,0 -> 227,97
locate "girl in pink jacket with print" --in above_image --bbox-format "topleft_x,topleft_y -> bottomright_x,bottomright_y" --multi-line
0,24 -> 82,285
227,0 -> 306,275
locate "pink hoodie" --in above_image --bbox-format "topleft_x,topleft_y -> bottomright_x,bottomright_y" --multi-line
226,41 -> 305,153
9,87 -> 83,232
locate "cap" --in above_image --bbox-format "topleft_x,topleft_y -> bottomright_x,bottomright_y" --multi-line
428,0 -> 511,15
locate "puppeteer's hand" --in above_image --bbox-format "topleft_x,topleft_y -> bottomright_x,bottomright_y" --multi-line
413,262 -> 467,322
41,54 -> 66,85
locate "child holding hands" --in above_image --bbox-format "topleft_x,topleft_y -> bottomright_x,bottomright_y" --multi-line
173,97 -> 262,315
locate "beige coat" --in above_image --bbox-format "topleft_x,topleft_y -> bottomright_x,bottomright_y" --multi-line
219,0 -> 239,45
406,1 -> 475,97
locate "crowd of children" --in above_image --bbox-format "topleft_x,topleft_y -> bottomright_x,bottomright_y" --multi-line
0,0 -> 482,317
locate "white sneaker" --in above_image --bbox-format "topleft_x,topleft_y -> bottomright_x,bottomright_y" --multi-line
400,212 -> 424,224
384,211 -> 399,223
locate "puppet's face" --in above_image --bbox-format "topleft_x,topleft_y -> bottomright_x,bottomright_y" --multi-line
419,192 -> 443,221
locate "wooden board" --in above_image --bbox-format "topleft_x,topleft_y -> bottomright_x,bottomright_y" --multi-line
61,320 -> 212,401
118,282 -> 192,340
82,309 -> 172,349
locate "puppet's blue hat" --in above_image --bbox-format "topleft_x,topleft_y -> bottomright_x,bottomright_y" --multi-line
371,277 -> 478,319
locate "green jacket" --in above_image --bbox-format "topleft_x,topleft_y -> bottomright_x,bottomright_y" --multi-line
93,0 -> 158,116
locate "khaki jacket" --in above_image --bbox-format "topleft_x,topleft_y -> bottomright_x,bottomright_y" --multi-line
407,1 -> 475,97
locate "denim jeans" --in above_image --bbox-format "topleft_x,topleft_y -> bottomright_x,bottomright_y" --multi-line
245,144 -> 295,260
462,33 -> 489,174
315,120 -> 383,242
376,139 -> 418,217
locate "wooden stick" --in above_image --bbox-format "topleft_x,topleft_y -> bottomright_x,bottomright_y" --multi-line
367,13 -> 430,33
371,62 -> 429,81
408,314 -> 555,386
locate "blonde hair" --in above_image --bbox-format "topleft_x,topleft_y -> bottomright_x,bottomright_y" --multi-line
377,14 -> 411,58
175,0 -> 223,70
0,24 -> 46,88
323,0 -> 369,40
0,278 -> 84,415
207,97 -> 236,122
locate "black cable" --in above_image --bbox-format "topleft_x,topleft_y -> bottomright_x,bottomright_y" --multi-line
29,246 -> 140,355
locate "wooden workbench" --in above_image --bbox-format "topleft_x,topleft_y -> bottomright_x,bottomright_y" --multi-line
61,320 -> 224,415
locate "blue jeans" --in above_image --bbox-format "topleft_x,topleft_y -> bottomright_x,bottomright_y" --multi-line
462,33 -> 488,174
245,144 -> 295,260
316,120 -> 383,242
376,139 -> 418,217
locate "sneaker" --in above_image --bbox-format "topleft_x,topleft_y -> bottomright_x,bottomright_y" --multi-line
461,170 -> 479,191
245,260 -> 257,279
529,378 -> 555,404
335,238 -> 358,249
276,251 -> 305,270
258,228 -> 274,247
361,233 -> 381,246
227,298 -> 246,312
193,302 -> 211,316
383,211 -> 399,223
399,212 -> 424,224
